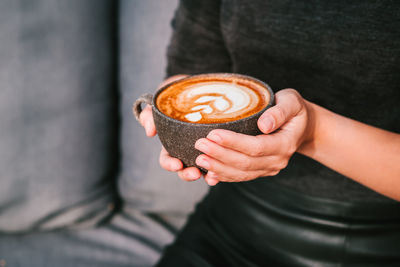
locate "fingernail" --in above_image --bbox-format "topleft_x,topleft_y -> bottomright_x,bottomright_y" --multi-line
207,132 -> 222,144
206,177 -> 219,186
261,116 -> 274,132
196,156 -> 210,169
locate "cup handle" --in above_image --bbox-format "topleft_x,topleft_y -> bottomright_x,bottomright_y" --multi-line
133,93 -> 153,122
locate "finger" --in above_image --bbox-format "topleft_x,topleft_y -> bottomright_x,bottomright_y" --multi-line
206,129 -> 281,157
204,171 -> 219,186
258,89 -> 303,134
196,154 -> 264,182
159,146 -> 183,172
138,105 -> 157,137
178,167 -> 202,182
159,147 -> 202,181
195,137 -> 273,170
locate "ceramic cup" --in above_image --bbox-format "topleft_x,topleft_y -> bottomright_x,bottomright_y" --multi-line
133,73 -> 274,169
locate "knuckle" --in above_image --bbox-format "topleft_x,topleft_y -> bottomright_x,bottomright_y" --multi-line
287,90 -> 304,110
269,169 -> 281,176
249,146 -> 265,157
279,135 -> 296,156
287,89 -> 300,98
273,105 -> 287,123
238,157 -> 252,170
241,171 -> 253,181
287,143 -> 297,156
276,160 -> 289,171
249,150 -> 261,157
284,88 -> 301,100
270,155 -> 289,171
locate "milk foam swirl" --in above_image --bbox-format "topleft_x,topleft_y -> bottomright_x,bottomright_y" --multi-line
175,82 -> 261,122
156,75 -> 270,124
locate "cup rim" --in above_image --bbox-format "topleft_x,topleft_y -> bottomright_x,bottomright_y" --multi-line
152,72 -> 275,127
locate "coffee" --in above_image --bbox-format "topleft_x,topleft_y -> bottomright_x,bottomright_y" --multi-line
156,76 -> 270,124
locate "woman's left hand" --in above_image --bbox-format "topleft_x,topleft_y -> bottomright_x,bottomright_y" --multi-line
194,88 -> 315,186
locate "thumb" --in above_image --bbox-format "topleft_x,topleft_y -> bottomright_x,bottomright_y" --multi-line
257,89 -> 303,134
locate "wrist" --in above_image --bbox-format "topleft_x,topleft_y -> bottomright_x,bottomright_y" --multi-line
297,100 -> 319,157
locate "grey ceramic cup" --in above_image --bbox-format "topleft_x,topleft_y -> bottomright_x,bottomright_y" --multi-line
133,73 -> 274,169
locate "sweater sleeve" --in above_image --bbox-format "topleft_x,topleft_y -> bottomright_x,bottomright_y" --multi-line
166,0 -> 232,77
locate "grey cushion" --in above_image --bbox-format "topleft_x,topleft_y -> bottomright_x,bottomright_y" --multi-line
0,210 -> 183,267
0,0 -> 209,265
118,0 -> 209,214
0,0 -> 117,232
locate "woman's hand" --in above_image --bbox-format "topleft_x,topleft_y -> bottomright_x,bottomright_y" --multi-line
135,74 -> 204,181
137,88 -> 314,186
137,80 -> 400,199
194,89 -> 314,185
136,84 -> 400,200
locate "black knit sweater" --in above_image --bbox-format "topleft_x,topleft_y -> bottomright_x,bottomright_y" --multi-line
166,0 -> 400,202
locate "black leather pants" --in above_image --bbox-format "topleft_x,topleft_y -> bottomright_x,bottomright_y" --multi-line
156,180 -> 400,266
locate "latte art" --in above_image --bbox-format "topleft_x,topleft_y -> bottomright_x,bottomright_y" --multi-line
178,83 -> 258,122
156,76 -> 270,124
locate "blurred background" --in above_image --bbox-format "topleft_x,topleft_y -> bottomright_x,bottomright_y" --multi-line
0,0 -> 208,266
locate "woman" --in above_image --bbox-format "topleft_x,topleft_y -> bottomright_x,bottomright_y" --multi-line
138,0 -> 400,265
